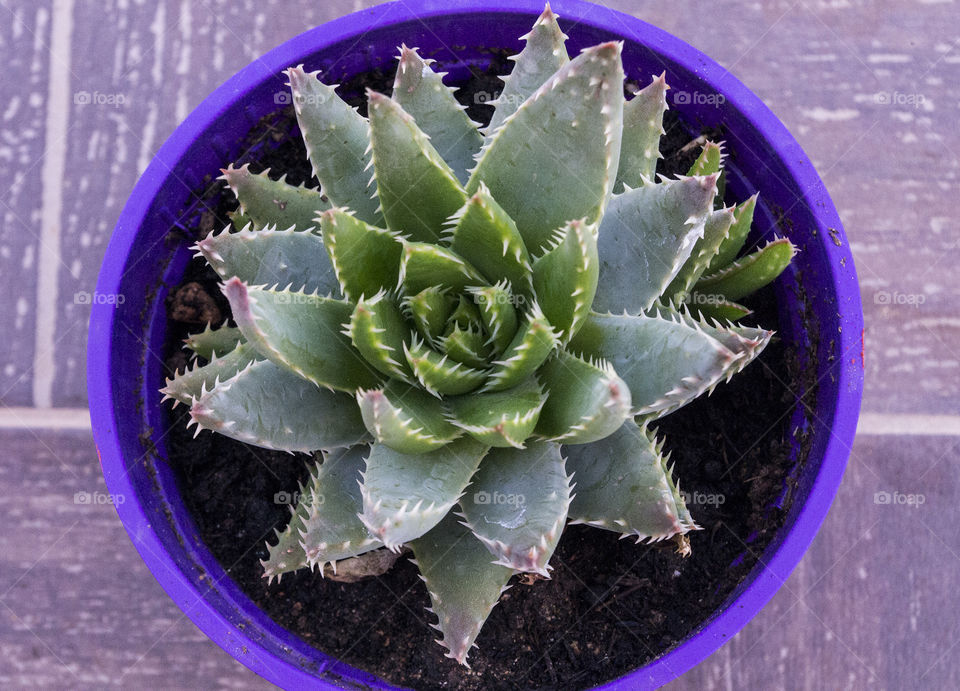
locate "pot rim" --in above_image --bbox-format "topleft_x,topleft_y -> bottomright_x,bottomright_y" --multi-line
88,1 -> 864,688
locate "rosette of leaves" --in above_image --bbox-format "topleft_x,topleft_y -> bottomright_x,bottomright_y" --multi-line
162,5 -> 795,665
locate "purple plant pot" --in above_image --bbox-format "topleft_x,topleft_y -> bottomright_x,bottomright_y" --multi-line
88,0 -> 863,688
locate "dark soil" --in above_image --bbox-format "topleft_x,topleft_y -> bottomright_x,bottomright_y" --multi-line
160,55 -> 817,690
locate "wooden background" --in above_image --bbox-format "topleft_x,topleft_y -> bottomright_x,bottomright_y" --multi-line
1,0 -> 957,688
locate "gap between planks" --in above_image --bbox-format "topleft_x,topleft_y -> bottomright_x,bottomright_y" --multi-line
33,0 -> 75,408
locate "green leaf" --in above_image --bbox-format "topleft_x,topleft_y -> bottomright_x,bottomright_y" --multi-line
647,302 -> 772,379
197,226 -> 340,297
367,90 -> 468,242
468,283 -> 519,356
346,291 -> 412,381
594,174 -> 717,314
535,350 -> 632,444
532,219 -> 599,343
398,241 -> 487,296
320,207 -> 404,303
189,359 -> 368,452
286,66 -> 383,225
359,437 -> 488,549
219,163 -> 329,231
183,322 -> 244,360
222,278 -> 381,393
568,311 -> 739,418
445,378 -> 546,448
484,3 -> 569,136
262,462 -> 315,581
695,238 -> 797,301
161,342 -> 258,406
459,441 -> 571,575
438,324 -> 490,369
445,183 -> 534,295
468,42 -> 625,253
228,209 -> 252,231
299,446 -> 386,569
446,294 -> 483,332
403,337 -> 488,397
696,321 -> 772,376
665,206 -> 736,301
263,446 -> 382,581
483,305 -> 559,392
615,73 -> 668,191
410,512 -> 514,666
357,380 -> 462,454
565,420 -> 697,541
401,286 -> 456,347
686,140 -> 725,177
392,45 -> 482,184
706,194 -> 757,273
688,296 -> 752,322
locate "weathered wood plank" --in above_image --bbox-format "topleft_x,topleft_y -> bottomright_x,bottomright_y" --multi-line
0,2 -> 52,406
0,429 -> 271,689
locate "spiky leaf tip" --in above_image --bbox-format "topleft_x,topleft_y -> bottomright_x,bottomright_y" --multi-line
446,377 -> 546,448
468,41 -> 625,253
221,278 -> 382,393
392,44 -> 482,183
357,380 -> 462,453
219,163 -> 330,231
695,237 -> 797,302
483,303 -> 560,392
285,66 -> 382,224
535,350 -> 632,444
616,72 -> 668,191
359,437 -> 488,550
403,336 -> 488,397
346,290 -> 413,382
459,441 -> 572,575
367,89 -> 468,242
532,218 -> 599,343
410,513 -> 514,667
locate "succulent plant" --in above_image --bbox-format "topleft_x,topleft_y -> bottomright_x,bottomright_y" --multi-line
162,4 -> 795,666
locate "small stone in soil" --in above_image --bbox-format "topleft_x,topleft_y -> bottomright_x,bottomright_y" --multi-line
168,281 -> 221,325
324,548 -> 406,583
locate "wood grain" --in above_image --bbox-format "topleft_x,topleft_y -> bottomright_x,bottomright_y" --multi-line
0,430 -> 271,689
1,0 -> 958,688
0,1 -> 52,406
